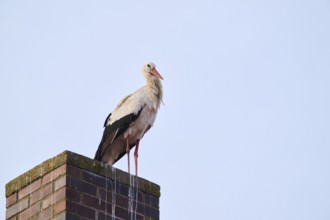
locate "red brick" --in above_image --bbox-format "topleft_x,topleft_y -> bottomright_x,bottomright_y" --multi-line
128,212 -> 144,220
54,175 -> 66,191
97,212 -> 112,220
146,195 -> 159,208
19,201 -> 41,220
136,201 -> 145,215
43,183 -> 53,198
6,193 -> 17,207
82,194 -> 105,210
5,152 -> 160,220
39,206 -> 53,219
18,179 -> 41,199
67,201 -> 96,219
145,206 -> 160,219
136,214 -> 144,220
40,189 -> 64,215
18,209 -> 31,220
66,187 -> 81,203
115,194 -> 128,208
117,194 -> 144,215
117,182 -> 129,196
42,195 -> 53,210
6,197 -> 29,219
41,171 -> 52,186
42,164 -> 67,186
63,212 -> 81,220
30,201 -> 41,216
53,199 -> 66,215
35,184 -> 54,209
6,216 -> 17,220
97,212 -> 122,220
82,170 -> 111,188
98,188 -> 115,202
128,188 -> 144,202
54,187 -> 66,204
114,205 -> 129,219
66,164 -> 82,178
30,188 -> 42,205
67,175 -> 97,196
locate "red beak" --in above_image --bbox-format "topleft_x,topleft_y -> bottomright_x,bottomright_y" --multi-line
150,68 -> 164,80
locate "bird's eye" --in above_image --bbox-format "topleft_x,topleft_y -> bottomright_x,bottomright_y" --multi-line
147,64 -> 151,68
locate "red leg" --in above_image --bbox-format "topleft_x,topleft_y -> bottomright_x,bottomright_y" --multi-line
134,139 -> 140,176
126,137 -> 130,174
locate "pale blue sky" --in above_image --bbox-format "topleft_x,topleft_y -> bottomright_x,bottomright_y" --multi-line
1,1 -> 330,219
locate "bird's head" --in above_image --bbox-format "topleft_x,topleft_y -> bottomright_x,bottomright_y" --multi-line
143,62 -> 164,80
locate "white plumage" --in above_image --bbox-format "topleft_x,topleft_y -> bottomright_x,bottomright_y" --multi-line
94,62 -> 163,176
107,86 -> 159,125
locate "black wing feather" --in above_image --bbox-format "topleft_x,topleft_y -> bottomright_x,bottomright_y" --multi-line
103,112 -> 112,127
94,108 -> 143,161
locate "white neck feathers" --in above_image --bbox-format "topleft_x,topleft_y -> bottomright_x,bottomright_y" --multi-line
146,76 -> 163,110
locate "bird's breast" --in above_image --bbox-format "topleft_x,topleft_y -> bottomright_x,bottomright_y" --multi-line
124,106 -> 157,140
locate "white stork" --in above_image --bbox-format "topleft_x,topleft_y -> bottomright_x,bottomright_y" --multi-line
94,62 -> 163,176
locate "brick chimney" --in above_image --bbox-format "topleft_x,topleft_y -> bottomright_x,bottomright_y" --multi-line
5,151 -> 160,220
